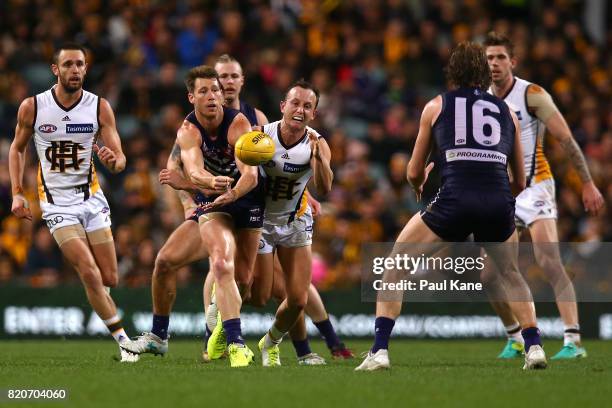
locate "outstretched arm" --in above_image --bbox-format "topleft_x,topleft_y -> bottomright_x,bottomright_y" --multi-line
94,98 -> 126,174
200,113 -> 256,210
9,97 -> 35,220
309,132 -> 333,195
178,124 -> 233,192
527,85 -> 604,214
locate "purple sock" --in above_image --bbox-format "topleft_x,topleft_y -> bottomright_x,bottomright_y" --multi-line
152,314 -> 169,340
223,318 -> 244,345
314,319 -> 341,349
292,338 -> 312,358
372,317 -> 395,353
521,327 -> 542,352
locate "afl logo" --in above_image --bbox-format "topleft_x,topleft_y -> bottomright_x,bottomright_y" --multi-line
39,124 -> 57,133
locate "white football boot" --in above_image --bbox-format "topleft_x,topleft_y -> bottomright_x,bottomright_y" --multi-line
523,345 -> 547,370
121,332 -> 168,356
297,353 -> 326,366
355,349 -> 390,371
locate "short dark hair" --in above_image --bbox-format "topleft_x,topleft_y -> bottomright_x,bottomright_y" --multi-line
445,41 -> 491,91
483,31 -> 514,57
184,65 -> 220,93
285,79 -> 320,108
53,43 -> 87,64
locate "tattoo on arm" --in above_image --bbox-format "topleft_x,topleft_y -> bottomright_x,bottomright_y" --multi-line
177,189 -> 195,208
170,143 -> 182,165
559,137 -> 592,183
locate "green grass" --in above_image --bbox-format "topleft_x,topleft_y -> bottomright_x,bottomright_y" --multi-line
1,339 -> 611,408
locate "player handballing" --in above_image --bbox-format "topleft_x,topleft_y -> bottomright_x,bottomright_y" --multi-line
201,55 -> 353,363
122,65 -> 260,367
8,43 -> 137,362
484,32 -> 604,360
356,42 -> 546,371
256,80 -> 334,366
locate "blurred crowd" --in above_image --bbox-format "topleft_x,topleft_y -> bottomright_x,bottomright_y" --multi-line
0,0 -> 610,289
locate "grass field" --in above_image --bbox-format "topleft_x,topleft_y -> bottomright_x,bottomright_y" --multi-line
1,339 -> 611,407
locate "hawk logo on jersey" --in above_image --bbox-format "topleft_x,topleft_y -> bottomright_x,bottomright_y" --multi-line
45,140 -> 85,172
266,176 -> 300,200
38,124 -> 57,133
66,123 -> 94,133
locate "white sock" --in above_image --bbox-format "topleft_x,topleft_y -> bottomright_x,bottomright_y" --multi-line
505,323 -> 524,343
111,328 -> 129,344
103,315 -> 127,343
563,324 -> 581,346
265,326 -> 286,347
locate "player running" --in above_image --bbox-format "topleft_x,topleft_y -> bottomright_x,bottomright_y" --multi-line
256,79 -> 334,367
9,43 -> 137,362
484,32 -> 604,360
122,65 -> 260,367
356,42 -> 546,371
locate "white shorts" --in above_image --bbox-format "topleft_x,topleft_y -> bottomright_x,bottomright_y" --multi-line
40,191 -> 112,234
258,211 -> 314,254
514,178 -> 557,228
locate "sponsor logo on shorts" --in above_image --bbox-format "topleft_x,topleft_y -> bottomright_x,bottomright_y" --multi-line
445,148 -> 507,164
45,216 -> 65,228
38,124 -> 57,133
515,110 -> 522,120
258,239 -> 265,249
101,207 -> 110,214
283,162 -> 309,173
534,200 -> 545,207
66,123 -> 94,133
250,216 -> 261,222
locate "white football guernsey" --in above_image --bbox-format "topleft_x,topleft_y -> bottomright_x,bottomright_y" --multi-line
33,86 -> 102,205
260,120 -> 318,224
488,77 -> 552,185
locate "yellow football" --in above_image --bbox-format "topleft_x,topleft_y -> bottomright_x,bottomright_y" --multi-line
234,131 -> 275,165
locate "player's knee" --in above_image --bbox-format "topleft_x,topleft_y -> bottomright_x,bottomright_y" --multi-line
78,265 -> 103,289
287,292 -> 308,311
102,275 -> 118,288
154,251 -> 179,276
537,254 -> 564,274
212,257 -> 234,280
